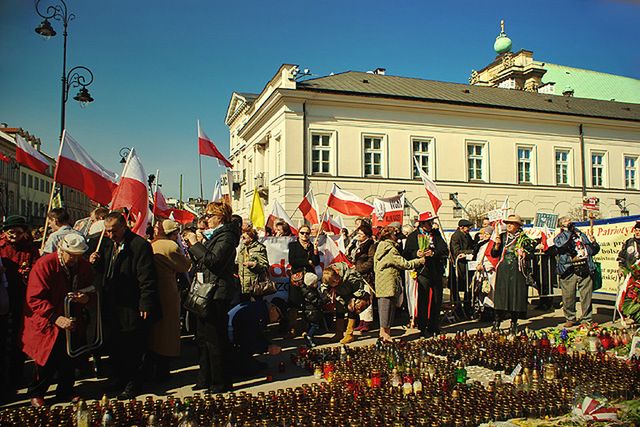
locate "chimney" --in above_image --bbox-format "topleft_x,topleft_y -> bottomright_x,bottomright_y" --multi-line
373,67 -> 386,75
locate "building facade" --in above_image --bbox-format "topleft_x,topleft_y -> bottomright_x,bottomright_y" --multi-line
225,64 -> 640,229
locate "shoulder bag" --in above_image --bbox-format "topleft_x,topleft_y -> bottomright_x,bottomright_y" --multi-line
250,273 -> 278,297
184,244 -> 219,317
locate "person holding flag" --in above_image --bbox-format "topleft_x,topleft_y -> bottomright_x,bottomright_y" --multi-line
403,212 -> 448,338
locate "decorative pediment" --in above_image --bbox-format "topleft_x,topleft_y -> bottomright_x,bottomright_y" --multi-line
224,92 -> 258,126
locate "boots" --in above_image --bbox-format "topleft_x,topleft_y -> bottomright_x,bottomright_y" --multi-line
510,318 -> 518,335
492,317 -> 501,332
353,320 -> 365,332
332,318 -> 346,342
340,319 -> 357,344
359,321 -> 371,333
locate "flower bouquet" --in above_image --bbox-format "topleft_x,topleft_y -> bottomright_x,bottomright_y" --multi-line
418,234 -> 431,252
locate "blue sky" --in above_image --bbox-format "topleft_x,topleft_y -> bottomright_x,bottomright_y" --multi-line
1,0 -> 638,200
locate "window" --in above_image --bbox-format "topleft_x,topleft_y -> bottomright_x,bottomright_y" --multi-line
412,138 -> 431,178
21,199 -> 26,216
311,133 -> 331,174
40,179 -> 45,192
46,181 -> 51,193
498,78 -> 516,89
555,150 -> 570,185
21,172 -> 26,186
467,143 -> 484,181
591,153 -> 605,187
275,136 -> 282,177
517,147 -> 533,184
28,175 -> 33,189
625,156 -> 638,189
363,136 -> 382,177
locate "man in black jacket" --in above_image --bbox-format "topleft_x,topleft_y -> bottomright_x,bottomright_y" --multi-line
89,212 -> 158,399
403,212 -> 448,337
449,218 -> 475,317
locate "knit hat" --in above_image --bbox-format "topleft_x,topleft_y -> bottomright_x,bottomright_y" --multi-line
304,272 -> 319,287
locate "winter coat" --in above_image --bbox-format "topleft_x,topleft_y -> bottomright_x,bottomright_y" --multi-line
617,237 -> 640,270
0,237 -> 40,314
319,262 -> 368,313
403,228 -> 448,278
373,240 -> 423,298
490,231 -> 535,314
300,284 -> 327,324
347,238 -> 376,283
188,223 -> 241,303
288,240 -> 320,274
94,229 -> 159,333
237,240 -> 269,294
450,230 -> 474,260
551,229 -> 600,278
149,239 -> 191,357
22,252 -> 94,366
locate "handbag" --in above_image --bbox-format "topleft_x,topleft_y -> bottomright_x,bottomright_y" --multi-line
250,274 -> 277,297
184,271 -> 219,318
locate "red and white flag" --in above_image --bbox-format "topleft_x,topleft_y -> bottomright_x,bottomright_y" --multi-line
327,184 -> 374,217
15,135 -> 49,174
321,212 -> 344,235
55,131 -> 119,206
413,157 -> 442,214
198,120 -> 232,169
266,200 -> 298,235
321,235 -> 352,267
372,193 -> 405,227
297,189 -> 320,224
111,149 -> 149,237
153,189 -> 196,225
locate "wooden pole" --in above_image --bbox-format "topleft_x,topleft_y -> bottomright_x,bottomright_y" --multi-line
40,133 -> 66,251
314,204 -> 330,246
95,227 -> 106,252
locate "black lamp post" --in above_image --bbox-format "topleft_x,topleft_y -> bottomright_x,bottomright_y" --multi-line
35,0 -> 95,141
119,147 -> 131,164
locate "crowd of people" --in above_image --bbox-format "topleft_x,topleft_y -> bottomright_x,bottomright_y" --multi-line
0,201 -> 622,409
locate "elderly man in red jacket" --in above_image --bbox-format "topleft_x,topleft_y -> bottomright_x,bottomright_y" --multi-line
22,233 -> 94,407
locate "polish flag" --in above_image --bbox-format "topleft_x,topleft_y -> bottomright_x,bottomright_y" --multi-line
322,235 -> 352,267
413,157 -> 442,214
54,131 -> 119,206
266,200 -> 298,235
297,189 -> 320,224
198,120 -> 232,169
321,212 -> 344,235
327,184 -> 374,217
111,149 -> 149,237
15,135 -> 49,174
153,189 -> 196,225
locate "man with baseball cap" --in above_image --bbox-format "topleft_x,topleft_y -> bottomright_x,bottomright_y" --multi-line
403,211 -> 448,337
22,234 -> 94,406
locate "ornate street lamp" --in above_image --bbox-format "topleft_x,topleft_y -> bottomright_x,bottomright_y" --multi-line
119,147 -> 131,164
35,0 -> 95,140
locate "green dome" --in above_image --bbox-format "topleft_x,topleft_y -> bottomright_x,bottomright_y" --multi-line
494,35 -> 512,54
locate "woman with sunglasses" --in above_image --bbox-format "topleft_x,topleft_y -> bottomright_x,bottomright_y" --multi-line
183,202 -> 240,393
287,225 -> 320,335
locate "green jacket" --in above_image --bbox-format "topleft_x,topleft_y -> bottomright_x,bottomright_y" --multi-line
237,240 -> 269,294
374,240 -> 423,298
319,262 -> 368,312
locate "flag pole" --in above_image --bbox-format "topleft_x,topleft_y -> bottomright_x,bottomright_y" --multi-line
198,155 -> 203,200
40,131 -> 67,251
314,204 -> 330,246
151,169 -> 160,227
